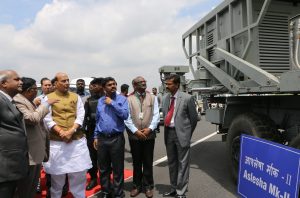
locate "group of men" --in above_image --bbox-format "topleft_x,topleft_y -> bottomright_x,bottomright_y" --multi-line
0,69 -> 198,198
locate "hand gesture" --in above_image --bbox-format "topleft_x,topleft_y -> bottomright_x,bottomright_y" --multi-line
33,98 -> 41,106
141,128 -> 152,137
134,130 -> 147,140
47,98 -> 60,105
104,97 -> 112,105
59,130 -> 72,143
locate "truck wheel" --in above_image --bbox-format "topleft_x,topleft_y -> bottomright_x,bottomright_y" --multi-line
226,112 -> 277,182
290,135 -> 300,149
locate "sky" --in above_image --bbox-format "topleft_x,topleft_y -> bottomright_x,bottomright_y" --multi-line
0,0 -> 223,90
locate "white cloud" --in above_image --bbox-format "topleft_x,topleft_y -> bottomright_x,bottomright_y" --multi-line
0,0 -> 210,90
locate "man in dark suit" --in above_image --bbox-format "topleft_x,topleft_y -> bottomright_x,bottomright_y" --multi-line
0,70 -> 29,198
161,74 -> 198,198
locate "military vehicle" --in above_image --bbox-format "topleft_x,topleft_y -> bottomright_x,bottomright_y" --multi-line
182,0 -> 300,180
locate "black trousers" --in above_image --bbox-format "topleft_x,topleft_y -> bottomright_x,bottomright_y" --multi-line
129,138 -> 155,190
0,180 -> 17,198
87,136 -> 98,179
97,133 -> 125,198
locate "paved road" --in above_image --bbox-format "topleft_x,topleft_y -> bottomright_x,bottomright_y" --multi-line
90,117 -> 238,198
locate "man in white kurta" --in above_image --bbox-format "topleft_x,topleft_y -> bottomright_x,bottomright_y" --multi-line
43,72 -> 91,198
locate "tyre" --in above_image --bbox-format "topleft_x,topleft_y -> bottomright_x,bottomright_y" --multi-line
226,112 -> 278,182
290,135 -> 300,149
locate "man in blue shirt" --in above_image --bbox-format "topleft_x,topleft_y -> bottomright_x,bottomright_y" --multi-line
93,77 -> 129,198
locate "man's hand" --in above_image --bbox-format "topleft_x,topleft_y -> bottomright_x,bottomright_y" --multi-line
33,98 -> 41,106
134,130 -> 147,140
104,97 -> 112,105
60,130 -> 73,143
141,128 -> 152,137
93,139 -> 98,150
47,98 -> 60,105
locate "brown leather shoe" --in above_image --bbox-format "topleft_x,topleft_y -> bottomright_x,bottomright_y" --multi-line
130,188 -> 140,197
145,189 -> 153,198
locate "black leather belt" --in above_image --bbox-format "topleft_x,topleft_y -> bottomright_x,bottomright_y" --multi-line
97,132 -> 122,138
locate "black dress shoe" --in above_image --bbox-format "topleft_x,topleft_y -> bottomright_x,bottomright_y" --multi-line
36,179 -> 41,194
163,191 -> 177,197
46,193 -> 51,198
101,193 -> 111,198
46,188 -> 51,198
86,179 -> 98,190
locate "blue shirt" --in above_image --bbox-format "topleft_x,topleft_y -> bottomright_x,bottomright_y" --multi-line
94,93 -> 129,138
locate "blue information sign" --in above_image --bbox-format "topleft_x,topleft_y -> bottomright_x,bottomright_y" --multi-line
238,135 -> 300,198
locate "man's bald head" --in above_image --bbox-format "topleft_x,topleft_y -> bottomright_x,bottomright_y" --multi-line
0,70 -> 23,97
0,70 -> 15,83
132,76 -> 147,93
55,72 -> 68,80
54,72 -> 70,94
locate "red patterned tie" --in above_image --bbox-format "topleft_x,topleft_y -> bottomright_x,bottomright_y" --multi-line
164,97 -> 175,126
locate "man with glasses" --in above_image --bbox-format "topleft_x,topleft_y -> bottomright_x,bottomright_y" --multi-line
125,76 -> 159,198
13,77 -> 58,198
162,74 -> 198,198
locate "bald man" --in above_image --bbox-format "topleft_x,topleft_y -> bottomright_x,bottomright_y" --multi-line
43,72 -> 92,198
0,70 -> 29,198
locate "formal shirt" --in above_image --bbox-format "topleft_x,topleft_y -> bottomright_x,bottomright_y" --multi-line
169,91 -> 179,128
36,93 -> 46,101
125,95 -> 160,133
94,92 -> 128,137
44,94 -> 85,129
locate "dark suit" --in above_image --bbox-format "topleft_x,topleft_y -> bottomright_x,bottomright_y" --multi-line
0,92 -> 29,198
162,91 -> 198,196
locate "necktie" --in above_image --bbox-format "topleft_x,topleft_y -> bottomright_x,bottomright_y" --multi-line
164,97 -> 175,126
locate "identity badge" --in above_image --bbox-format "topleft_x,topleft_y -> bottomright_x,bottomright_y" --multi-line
139,112 -> 144,120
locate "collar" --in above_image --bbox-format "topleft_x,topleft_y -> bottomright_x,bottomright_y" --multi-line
55,90 -> 69,96
171,90 -> 179,99
135,91 -> 146,98
0,90 -> 13,102
106,92 -> 117,99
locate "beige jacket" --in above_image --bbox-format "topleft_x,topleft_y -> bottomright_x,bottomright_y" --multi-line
14,94 -> 50,165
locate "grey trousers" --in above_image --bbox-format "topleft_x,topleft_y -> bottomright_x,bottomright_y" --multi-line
165,128 -> 191,196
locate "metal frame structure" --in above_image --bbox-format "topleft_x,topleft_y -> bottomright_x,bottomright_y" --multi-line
182,0 -> 300,94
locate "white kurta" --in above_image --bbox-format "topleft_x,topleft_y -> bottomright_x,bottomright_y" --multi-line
43,137 -> 92,174
43,94 -> 92,175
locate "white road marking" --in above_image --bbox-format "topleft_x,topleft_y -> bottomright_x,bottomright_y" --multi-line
88,131 -> 218,197
153,131 -> 218,166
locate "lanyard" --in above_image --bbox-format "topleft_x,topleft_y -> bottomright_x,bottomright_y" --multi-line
134,93 -> 144,112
